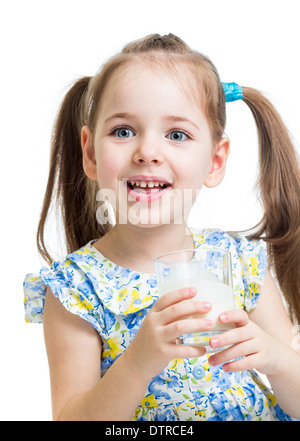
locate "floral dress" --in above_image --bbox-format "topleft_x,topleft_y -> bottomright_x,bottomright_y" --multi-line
23,228 -> 293,421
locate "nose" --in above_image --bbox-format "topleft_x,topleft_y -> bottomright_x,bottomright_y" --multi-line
132,135 -> 164,166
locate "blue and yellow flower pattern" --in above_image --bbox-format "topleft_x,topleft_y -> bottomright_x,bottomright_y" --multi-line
23,228 -> 293,421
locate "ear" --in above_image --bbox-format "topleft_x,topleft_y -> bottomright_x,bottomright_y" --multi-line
204,137 -> 230,188
81,125 -> 97,181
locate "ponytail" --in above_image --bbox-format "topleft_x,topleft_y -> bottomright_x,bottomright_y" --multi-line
37,77 -> 111,265
242,87 -> 300,324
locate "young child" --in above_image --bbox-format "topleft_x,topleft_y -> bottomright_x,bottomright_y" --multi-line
24,33 -> 300,421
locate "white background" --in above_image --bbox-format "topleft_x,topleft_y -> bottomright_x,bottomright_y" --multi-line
0,0 -> 299,420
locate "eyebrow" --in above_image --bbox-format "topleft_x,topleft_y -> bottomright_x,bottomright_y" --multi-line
104,113 -> 135,123
164,115 -> 200,131
104,113 -> 200,130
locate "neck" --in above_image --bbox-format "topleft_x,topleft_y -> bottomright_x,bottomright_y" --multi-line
94,222 -> 194,273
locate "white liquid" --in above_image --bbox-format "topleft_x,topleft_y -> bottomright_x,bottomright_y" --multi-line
159,277 -> 234,331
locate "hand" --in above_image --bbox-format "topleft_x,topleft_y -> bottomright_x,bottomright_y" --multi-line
208,309 -> 281,374
123,287 -> 213,380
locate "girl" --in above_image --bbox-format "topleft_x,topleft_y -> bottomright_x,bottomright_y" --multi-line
24,33 -> 300,421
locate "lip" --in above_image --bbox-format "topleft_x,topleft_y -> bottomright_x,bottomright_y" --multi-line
123,175 -> 173,202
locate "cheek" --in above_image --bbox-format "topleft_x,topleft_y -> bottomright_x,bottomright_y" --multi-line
180,153 -> 212,189
195,146 -> 214,181
96,152 -> 121,189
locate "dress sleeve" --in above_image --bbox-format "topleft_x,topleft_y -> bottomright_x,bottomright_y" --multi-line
23,274 -> 46,323
23,260 -> 105,336
234,235 -> 268,312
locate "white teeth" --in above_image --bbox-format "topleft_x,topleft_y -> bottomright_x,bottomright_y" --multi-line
129,180 -> 167,188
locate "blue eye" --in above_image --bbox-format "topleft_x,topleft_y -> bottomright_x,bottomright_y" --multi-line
114,127 -> 135,138
167,131 -> 188,142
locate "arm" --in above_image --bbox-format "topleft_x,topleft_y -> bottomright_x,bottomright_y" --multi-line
43,288 -> 150,420
208,269 -> 300,419
44,286 -> 210,420
248,270 -> 300,418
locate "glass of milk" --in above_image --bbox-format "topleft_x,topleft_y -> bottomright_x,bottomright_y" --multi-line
155,247 -> 234,350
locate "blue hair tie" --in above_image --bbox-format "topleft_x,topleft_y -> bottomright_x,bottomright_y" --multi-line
222,82 -> 243,102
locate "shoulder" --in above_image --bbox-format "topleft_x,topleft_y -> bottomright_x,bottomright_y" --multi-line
191,227 -> 267,279
191,227 -> 266,258
24,240 -> 158,330
40,242 -> 102,293
191,228 -> 268,312
24,241 -> 105,330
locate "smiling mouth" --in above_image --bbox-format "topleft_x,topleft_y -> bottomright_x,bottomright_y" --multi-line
124,178 -> 172,201
127,180 -> 169,193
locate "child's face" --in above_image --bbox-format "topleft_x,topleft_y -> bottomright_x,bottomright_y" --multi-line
82,61 -> 229,227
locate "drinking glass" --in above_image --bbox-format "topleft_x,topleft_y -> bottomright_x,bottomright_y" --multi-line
155,247 -> 234,351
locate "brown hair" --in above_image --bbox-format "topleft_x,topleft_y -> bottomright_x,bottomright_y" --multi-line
242,87 -> 300,324
37,33 -> 300,324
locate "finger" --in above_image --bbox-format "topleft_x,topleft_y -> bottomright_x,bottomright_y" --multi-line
172,343 -> 207,360
221,353 -> 260,372
164,316 -> 213,342
218,309 -> 249,328
153,287 -> 197,312
209,339 -> 257,368
209,322 -> 255,350
160,300 -> 212,326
